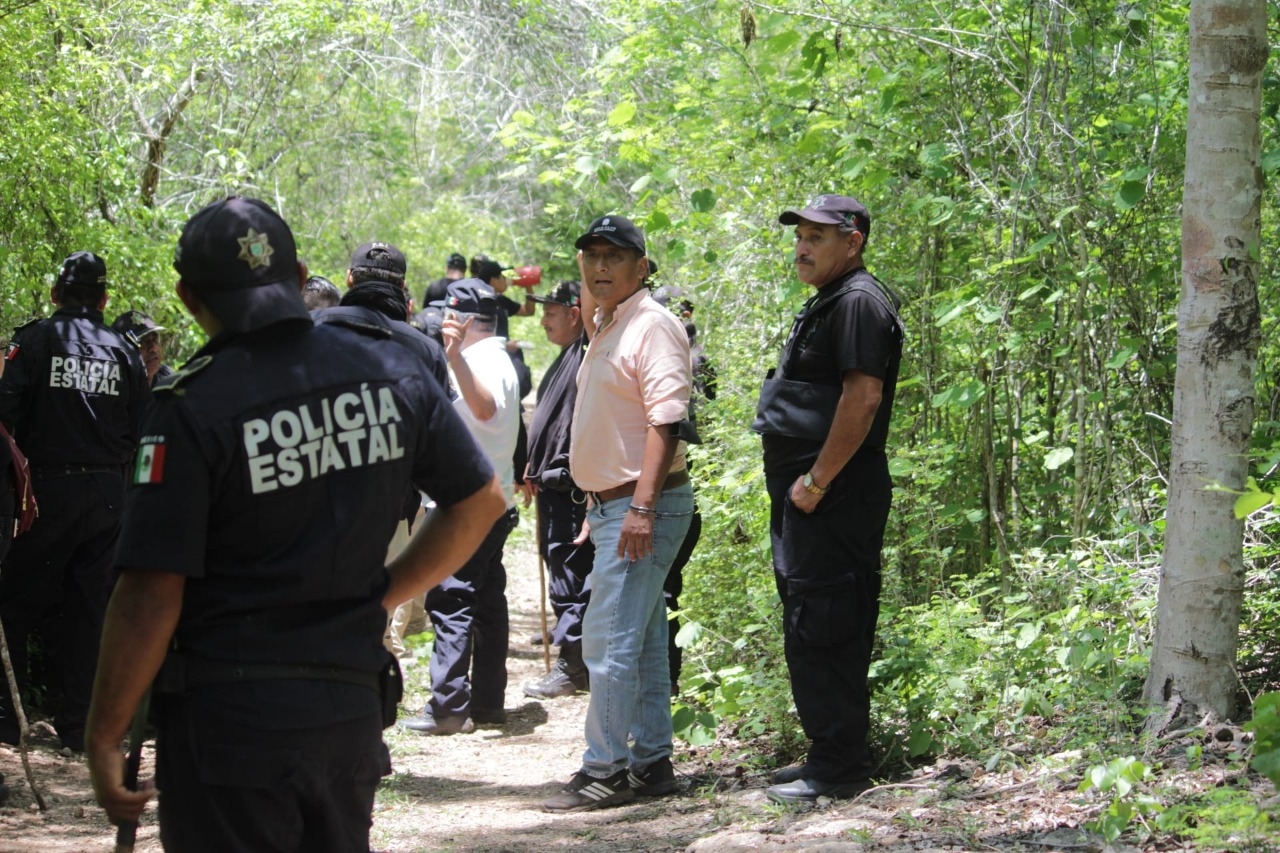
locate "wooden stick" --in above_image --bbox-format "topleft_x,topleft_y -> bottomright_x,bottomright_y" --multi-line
0,617 -> 45,810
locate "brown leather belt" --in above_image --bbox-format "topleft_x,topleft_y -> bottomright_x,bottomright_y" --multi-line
590,468 -> 690,505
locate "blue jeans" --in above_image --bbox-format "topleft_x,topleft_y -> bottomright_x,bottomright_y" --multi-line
580,482 -> 693,777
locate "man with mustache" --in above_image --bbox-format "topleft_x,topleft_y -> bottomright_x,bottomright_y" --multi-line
752,194 -> 904,803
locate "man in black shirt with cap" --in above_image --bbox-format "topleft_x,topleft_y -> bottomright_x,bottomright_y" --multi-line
314,240 -> 451,393
753,194 -> 903,803
85,197 -> 505,851
112,309 -> 174,387
422,251 -> 468,306
0,251 -> 148,751
521,281 -> 593,699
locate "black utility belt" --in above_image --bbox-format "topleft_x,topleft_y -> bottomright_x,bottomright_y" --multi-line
154,653 -> 380,695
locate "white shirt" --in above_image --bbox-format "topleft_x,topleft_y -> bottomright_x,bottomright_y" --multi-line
449,335 -> 519,507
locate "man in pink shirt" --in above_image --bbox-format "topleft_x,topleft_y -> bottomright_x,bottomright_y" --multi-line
542,215 -> 694,812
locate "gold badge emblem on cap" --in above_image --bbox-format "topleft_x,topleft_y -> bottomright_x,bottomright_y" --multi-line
237,229 -> 274,270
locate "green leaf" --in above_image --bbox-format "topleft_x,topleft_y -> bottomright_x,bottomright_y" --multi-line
1251,750 -> 1280,784
1106,347 -> 1137,369
674,620 -> 703,648
607,102 -> 637,127
647,210 -> 672,232
907,726 -> 934,757
574,155 -> 603,174
1044,447 -> 1074,470
1263,149 -> 1280,173
931,380 -> 985,409
690,188 -> 716,212
1115,180 -> 1146,210
763,31 -> 801,57
1233,488 -> 1273,519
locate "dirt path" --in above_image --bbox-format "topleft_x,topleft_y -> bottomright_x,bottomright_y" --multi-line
0,523 -> 723,853
2,521 -> 1269,852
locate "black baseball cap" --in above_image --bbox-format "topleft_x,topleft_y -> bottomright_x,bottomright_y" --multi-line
173,196 -> 309,334
442,278 -> 498,317
574,215 -> 646,254
446,252 -> 467,271
350,241 -> 407,279
470,254 -> 511,282
529,280 -> 581,308
56,251 -> 108,293
111,310 -> 165,343
778,194 -> 871,236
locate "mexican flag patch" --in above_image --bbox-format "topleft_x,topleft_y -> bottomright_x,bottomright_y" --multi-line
134,438 -> 166,485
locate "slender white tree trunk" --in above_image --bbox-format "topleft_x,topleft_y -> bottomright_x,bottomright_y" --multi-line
1143,0 -> 1266,727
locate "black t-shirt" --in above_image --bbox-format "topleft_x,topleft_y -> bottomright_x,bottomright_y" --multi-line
0,307 -> 148,468
422,276 -> 452,307
494,293 -> 522,341
116,319 -> 493,727
761,269 -> 903,472
526,332 -> 587,489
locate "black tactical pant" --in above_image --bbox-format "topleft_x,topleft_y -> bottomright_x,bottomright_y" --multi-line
663,505 -> 700,689
767,455 -> 890,783
535,488 -> 593,651
0,469 -> 123,746
426,507 -> 518,717
157,698 -> 388,852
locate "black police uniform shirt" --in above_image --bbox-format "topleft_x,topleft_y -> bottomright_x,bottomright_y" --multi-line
153,363 -> 176,386
526,331 -> 588,489
114,319 -> 494,728
761,270 -> 903,474
0,306 -> 148,468
312,304 -> 453,398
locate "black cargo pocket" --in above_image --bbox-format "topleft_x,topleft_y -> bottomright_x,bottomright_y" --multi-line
358,740 -> 392,783
786,583 -> 860,648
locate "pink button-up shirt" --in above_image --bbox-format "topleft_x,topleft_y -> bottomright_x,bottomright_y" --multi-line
569,288 -> 691,493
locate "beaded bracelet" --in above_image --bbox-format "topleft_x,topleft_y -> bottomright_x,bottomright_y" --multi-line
628,504 -> 657,516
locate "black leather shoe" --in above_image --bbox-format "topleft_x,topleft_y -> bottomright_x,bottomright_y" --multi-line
470,708 -> 508,725
766,776 -> 872,804
399,712 -> 475,735
771,763 -> 808,784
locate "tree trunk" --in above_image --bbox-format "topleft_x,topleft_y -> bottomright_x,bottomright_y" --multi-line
1143,0 -> 1265,728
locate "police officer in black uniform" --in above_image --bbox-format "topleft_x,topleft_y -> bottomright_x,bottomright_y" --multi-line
111,309 -> 175,387
313,241 -> 450,393
85,197 -> 506,851
521,281 -> 594,699
0,251 -> 148,750
753,194 -> 903,804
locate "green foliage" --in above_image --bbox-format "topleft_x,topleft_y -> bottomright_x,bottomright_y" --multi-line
869,542 -> 1151,764
1156,788 -> 1273,852
1244,692 -> 1280,787
1079,756 -> 1162,843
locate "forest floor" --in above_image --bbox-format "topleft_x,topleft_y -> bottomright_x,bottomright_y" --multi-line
1,523 -> 1277,853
